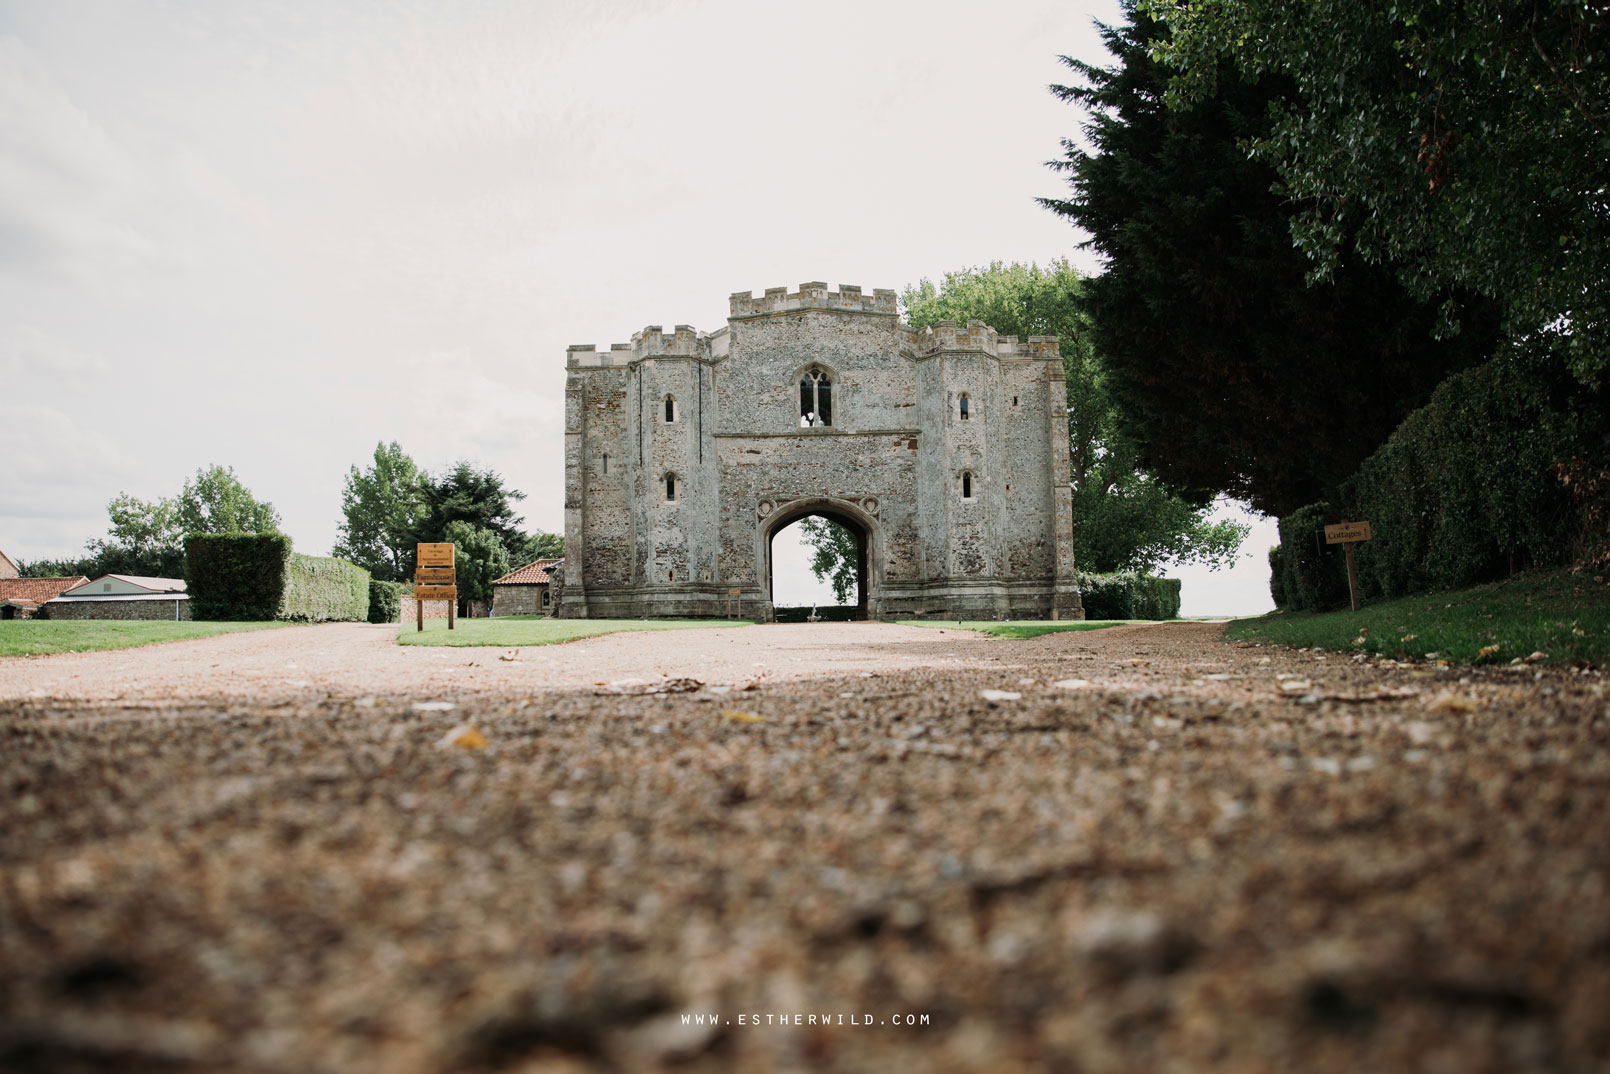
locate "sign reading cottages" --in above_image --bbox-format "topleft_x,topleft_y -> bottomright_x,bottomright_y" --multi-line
561,282 -> 1083,621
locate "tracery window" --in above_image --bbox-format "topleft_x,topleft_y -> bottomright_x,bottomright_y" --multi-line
799,368 -> 833,427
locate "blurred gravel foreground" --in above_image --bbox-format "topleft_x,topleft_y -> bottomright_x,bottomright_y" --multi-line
3,622 -> 1609,1073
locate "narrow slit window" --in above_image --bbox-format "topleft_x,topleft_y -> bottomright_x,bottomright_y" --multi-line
664,395 -> 676,422
666,473 -> 677,501
961,472 -> 973,499
959,393 -> 970,420
602,453 -> 609,475
799,368 -> 832,427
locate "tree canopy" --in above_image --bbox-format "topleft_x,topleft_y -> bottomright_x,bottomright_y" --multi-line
1146,0 -> 1609,387
23,465 -> 278,580
903,260 -> 1248,573
334,441 -> 425,582
1043,6 -> 1501,516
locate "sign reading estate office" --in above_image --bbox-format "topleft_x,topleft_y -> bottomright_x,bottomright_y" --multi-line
414,543 -> 456,630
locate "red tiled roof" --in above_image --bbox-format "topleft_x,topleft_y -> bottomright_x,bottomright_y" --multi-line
0,576 -> 90,604
493,558 -> 562,585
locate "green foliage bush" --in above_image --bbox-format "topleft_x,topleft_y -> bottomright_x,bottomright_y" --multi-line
1078,572 -> 1182,620
1269,349 -> 1610,610
281,554 -> 370,622
368,579 -> 405,624
185,534 -> 293,620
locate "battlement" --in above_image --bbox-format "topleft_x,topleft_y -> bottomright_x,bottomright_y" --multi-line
729,282 -> 898,318
918,320 -> 1060,359
567,326 -> 710,368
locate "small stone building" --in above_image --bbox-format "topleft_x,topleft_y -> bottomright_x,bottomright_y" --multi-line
561,282 -> 1082,620
492,558 -> 562,616
45,575 -> 191,620
0,575 -> 89,620
0,548 -> 19,580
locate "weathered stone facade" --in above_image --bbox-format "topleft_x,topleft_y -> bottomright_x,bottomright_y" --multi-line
560,283 -> 1082,621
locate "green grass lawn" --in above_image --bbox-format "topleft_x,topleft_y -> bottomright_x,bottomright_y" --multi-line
398,616 -> 754,647
0,620 -> 287,658
1224,569 -> 1610,666
900,619 -> 1146,639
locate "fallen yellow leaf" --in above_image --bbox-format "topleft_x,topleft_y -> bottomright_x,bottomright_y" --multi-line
1426,694 -> 1478,713
723,710 -> 765,723
438,724 -> 488,749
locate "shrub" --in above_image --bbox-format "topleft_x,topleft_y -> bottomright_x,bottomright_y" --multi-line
1269,347 -> 1610,609
185,534 -> 293,620
282,554 -> 370,622
1078,572 -> 1181,620
368,579 -> 406,624
1268,503 -> 1351,612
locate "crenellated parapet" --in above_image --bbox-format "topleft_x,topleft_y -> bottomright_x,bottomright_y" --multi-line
567,325 -> 714,367
729,282 -> 898,318
917,320 -> 1061,360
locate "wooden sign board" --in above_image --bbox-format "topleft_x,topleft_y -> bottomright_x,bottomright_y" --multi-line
414,584 -> 458,601
415,566 -> 456,584
417,542 -> 455,567
1324,521 -> 1372,544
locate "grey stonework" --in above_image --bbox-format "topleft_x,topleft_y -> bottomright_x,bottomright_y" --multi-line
560,282 -> 1083,621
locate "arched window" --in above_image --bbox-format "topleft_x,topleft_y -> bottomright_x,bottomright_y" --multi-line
799,368 -> 833,427
960,471 -> 975,500
665,473 -> 678,501
664,395 -> 677,423
541,589 -> 551,608
959,393 -> 970,420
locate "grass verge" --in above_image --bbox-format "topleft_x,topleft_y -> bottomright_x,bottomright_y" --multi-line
0,620 -> 286,658
398,617 -> 754,647
1225,568 -> 1610,666
900,619 -> 1144,640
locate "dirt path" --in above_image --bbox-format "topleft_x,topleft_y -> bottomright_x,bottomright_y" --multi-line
2,621 -> 1607,1073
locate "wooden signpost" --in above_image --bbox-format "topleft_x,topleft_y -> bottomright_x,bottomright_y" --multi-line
415,542 -> 456,631
1323,521 -> 1372,612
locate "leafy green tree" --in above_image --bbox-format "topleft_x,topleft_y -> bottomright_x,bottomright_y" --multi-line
1042,6 -> 1500,515
174,465 -> 281,535
515,529 -> 565,564
1148,0 -> 1609,386
412,462 -> 526,569
902,260 -> 1249,572
443,520 -> 511,614
24,466 -> 277,580
334,442 -> 425,581
798,517 -> 859,603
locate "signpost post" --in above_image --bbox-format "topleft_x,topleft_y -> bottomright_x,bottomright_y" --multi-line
1323,521 -> 1372,612
415,542 -> 456,631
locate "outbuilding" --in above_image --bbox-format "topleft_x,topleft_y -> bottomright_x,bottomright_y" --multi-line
491,558 -> 562,617
0,575 -> 90,620
45,575 -> 191,621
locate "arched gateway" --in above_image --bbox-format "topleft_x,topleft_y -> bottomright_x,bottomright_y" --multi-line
558,282 -> 1082,621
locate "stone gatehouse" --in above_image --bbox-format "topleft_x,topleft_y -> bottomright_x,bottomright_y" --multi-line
559,282 -> 1082,621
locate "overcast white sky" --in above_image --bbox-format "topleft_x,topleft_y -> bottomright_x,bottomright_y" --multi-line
1,0 -> 1277,615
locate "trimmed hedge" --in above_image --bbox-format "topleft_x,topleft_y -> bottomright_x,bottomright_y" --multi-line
282,554 -> 370,623
1078,572 -> 1182,620
368,579 -> 406,624
186,534 -> 292,620
1270,348 -> 1610,610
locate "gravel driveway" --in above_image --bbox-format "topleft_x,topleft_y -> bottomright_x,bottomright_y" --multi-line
2,620 -> 1607,1072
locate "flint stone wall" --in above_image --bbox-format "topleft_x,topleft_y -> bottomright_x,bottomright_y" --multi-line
560,283 -> 1082,621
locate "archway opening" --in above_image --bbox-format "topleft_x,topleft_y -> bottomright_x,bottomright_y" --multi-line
767,510 -> 868,621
